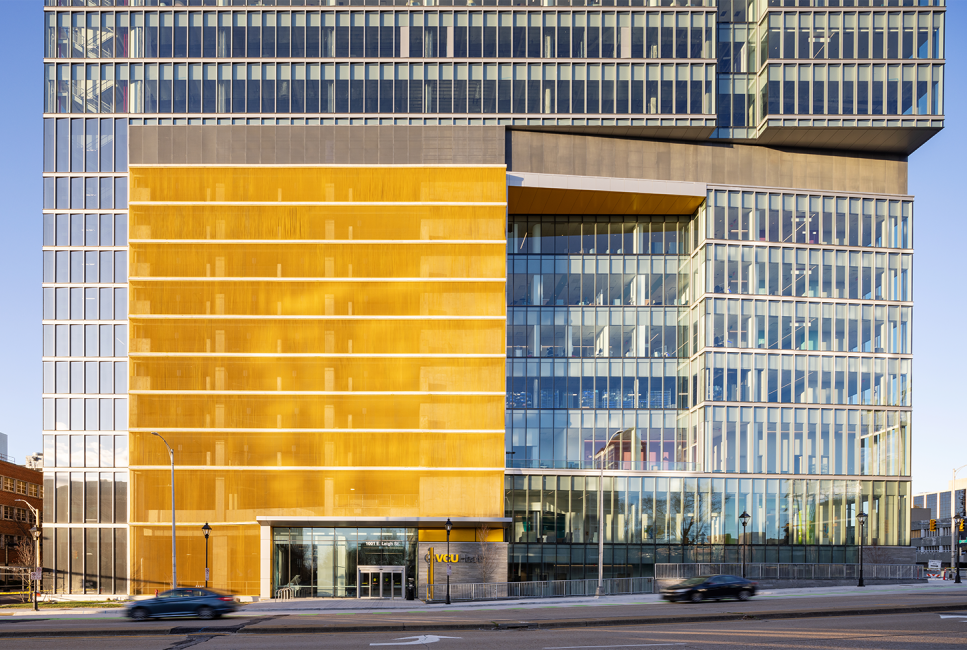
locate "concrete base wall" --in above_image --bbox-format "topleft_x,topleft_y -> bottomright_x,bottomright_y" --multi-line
418,542 -> 508,586
863,546 -> 916,564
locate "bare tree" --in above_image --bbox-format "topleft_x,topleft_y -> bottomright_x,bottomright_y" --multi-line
475,525 -> 505,583
14,536 -> 34,604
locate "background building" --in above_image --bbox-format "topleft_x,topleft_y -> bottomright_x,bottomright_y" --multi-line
40,0 -> 942,596
1,458 -> 43,574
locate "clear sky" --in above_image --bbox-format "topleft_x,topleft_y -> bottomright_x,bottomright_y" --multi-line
0,0 -> 962,494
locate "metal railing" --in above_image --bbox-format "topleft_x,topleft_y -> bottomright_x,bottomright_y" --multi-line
656,563 -> 924,580
419,577 -> 654,603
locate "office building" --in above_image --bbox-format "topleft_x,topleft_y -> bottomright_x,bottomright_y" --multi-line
40,0 -> 941,597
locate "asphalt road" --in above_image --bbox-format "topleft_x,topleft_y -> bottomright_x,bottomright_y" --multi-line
3,611 -> 967,650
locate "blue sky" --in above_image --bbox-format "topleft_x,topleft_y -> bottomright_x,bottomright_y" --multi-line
0,0 -> 961,493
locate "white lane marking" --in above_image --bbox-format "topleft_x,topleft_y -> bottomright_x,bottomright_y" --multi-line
544,645 -> 685,649
939,614 -> 967,620
370,635 -> 462,646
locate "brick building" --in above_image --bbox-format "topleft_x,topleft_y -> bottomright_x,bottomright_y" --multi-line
1,458 -> 43,568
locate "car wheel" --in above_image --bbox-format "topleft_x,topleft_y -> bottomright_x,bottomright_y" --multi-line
690,592 -> 703,603
197,606 -> 215,620
130,607 -> 149,621
738,590 -> 751,601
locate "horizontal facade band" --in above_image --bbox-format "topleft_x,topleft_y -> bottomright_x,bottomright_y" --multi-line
694,348 -> 913,360
696,292 -> 913,307
703,186 -> 916,202
129,239 -> 508,244
507,468 -> 912,481
129,466 -> 505,471
129,201 -> 507,207
686,401 -> 912,412
42,430 -> 127,435
129,352 -> 505,358
128,521 -> 259,527
129,314 -> 506,320
129,277 -> 505,283
129,163 -> 509,169
42,523 -> 130,529
253,516 -> 512,528
701,238 -> 915,254
130,428 -> 504,433
42,393 -> 128,398
129,390 -> 505,396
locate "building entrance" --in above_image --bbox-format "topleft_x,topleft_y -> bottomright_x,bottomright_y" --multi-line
357,566 -> 405,599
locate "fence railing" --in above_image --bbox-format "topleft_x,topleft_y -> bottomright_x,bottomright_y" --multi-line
419,577 -> 654,603
655,563 -> 923,581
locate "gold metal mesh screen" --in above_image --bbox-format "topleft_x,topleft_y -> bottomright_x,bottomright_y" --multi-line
129,165 -> 507,594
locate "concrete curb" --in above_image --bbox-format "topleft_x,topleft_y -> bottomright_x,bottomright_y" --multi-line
2,601 -> 966,638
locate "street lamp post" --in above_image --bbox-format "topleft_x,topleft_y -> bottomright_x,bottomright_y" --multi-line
596,455 -> 605,598
202,523 -> 212,588
29,527 -> 40,611
15,499 -> 40,611
445,518 -> 452,605
856,511 -> 868,588
739,511 -> 750,579
151,432 -> 177,590
953,513 -> 963,585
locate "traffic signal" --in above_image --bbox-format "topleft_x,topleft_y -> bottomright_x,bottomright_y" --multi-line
929,519 -> 937,532
960,520 -> 965,533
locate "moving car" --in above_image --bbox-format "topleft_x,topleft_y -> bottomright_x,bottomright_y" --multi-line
660,574 -> 757,603
125,587 -> 238,620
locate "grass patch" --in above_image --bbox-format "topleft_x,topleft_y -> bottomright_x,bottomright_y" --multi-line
0,600 -> 127,609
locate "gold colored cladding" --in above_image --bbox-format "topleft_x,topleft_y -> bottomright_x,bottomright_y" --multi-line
129,281 -> 505,317
419,528 -> 503,542
130,205 -> 507,241
131,394 -> 504,430
131,357 -> 504,392
131,524 -> 260,595
130,469 -> 505,520
129,430 -> 506,468
130,167 -> 508,203
130,319 -> 504,355
508,186 -> 705,215
130,243 -> 506,279
131,166 -> 507,535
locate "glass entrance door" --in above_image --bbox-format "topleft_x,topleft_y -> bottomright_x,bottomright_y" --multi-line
356,566 -> 406,599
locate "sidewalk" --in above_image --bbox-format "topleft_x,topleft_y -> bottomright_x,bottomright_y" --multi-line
5,579 -> 963,617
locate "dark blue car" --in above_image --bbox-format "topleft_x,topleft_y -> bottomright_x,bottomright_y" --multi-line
125,588 -> 238,620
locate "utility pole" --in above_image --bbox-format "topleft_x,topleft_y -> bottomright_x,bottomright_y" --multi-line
953,465 -> 967,580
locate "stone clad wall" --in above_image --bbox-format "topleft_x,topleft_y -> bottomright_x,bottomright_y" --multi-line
417,541 -> 509,587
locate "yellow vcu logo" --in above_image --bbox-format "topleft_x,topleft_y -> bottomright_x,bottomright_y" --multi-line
435,554 -> 459,563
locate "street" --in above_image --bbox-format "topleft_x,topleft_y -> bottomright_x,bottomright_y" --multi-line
0,611 -> 966,650
1,583 -> 966,649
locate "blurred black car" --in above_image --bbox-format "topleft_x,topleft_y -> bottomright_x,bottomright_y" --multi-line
660,574 -> 757,603
125,588 -> 238,620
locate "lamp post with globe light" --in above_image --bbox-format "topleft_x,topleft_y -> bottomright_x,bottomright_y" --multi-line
856,511 -> 868,587
739,511 -> 751,579
445,518 -> 452,605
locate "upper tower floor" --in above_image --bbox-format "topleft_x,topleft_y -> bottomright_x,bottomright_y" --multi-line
42,0 -> 945,154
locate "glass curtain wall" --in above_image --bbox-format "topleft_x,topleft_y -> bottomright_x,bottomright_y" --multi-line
41,116 -> 130,595
504,474 -> 908,581
506,215 -> 694,472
